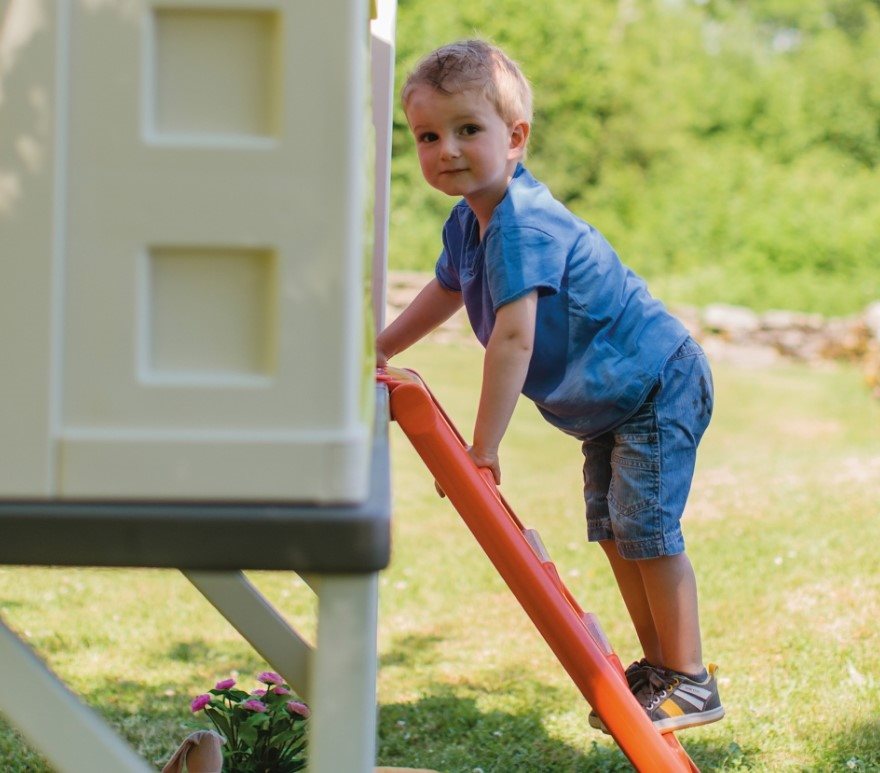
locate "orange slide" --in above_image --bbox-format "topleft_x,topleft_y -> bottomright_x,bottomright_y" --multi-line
380,367 -> 699,772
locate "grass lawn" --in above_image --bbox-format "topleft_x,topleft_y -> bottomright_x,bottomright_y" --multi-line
1,340 -> 878,771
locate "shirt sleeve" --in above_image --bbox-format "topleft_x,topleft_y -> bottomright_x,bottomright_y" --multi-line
484,225 -> 566,309
435,208 -> 463,292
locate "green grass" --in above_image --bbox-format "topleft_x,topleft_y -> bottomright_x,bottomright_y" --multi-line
2,341 -> 879,771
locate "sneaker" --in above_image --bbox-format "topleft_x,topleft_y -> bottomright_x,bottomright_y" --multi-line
640,663 -> 725,732
587,658 -> 654,732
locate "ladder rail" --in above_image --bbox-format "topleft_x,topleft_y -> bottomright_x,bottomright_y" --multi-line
383,368 -> 698,773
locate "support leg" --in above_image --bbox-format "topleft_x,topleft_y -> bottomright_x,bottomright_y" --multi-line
307,573 -> 379,773
0,617 -> 152,773
183,570 -> 314,700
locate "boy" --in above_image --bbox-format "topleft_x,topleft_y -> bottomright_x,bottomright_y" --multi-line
376,39 -> 724,732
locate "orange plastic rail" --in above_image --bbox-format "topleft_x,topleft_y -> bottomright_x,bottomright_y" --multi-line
381,367 -> 699,772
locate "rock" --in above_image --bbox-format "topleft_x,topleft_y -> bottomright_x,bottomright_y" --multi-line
672,305 -> 702,337
864,301 -> 880,339
864,342 -> 880,397
760,309 -> 823,331
819,317 -> 866,360
702,304 -> 760,339
700,337 -> 780,368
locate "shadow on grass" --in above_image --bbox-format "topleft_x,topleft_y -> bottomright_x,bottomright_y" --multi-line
380,632 -> 446,668
379,692 -> 756,772
380,633 -> 584,708
152,636 -> 267,673
379,632 -> 754,770
80,675 -> 202,769
0,716 -> 51,773
0,676 -> 190,773
825,719 -> 880,770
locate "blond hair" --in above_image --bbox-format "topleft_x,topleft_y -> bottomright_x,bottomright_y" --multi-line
401,40 -> 533,126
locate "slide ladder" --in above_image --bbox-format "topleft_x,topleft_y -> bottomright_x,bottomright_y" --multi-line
380,367 -> 699,772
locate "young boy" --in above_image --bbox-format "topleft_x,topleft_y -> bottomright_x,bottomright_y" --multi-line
377,39 -> 724,732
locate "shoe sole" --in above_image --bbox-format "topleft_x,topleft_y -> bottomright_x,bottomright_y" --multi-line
589,706 -> 725,735
654,705 -> 726,733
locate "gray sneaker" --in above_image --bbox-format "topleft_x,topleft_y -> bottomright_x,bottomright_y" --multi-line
640,663 -> 725,732
587,658 -> 654,732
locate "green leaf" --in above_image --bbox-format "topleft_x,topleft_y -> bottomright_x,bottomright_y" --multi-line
245,712 -> 270,729
284,739 -> 307,758
203,707 -> 232,742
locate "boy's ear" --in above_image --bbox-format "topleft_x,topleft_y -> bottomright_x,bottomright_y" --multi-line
508,120 -> 530,158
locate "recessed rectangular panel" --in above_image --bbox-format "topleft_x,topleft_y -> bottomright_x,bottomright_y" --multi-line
146,246 -> 276,379
150,9 -> 279,139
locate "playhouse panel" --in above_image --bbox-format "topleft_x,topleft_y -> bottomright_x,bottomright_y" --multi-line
0,0 -> 381,502
0,0 -> 59,496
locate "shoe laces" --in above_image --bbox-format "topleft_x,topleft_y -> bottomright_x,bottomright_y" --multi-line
624,658 -> 655,691
640,667 -> 679,710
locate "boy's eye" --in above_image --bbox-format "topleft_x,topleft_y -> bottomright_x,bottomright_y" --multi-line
417,132 -> 439,143
460,124 -> 481,136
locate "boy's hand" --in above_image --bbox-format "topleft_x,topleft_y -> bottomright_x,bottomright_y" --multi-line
468,445 -> 501,486
432,448 -> 500,499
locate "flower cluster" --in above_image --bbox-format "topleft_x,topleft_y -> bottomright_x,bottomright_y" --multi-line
190,671 -> 309,773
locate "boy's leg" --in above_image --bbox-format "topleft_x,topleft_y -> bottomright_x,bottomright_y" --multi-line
634,551 -> 703,676
599,540 -> 704,675
583,339 -> 723,731
582,433 -> 669,668
600,338 -> 713,676
599,540 -> 663,666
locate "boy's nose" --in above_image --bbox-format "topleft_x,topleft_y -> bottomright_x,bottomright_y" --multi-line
439,138 -> 460,160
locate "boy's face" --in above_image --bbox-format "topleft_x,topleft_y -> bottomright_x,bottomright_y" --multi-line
405,85 -> 528,215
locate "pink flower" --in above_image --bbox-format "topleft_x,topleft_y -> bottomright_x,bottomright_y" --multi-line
257,671 -> 284,686
214,678 -> 236,690
272,686 -> 291,696
250,688 -> 267,697
286,700 -> 310,719
190,694 -> 212,713
242,699 -> 268,713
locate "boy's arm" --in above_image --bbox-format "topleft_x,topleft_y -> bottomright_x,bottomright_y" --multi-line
470,290 -> 538,484
376,277 -> 463,366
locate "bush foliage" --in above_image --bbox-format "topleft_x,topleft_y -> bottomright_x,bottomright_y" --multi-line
389,0 -> 880,315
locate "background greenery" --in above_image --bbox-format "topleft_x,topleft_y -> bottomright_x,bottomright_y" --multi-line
390,0 -> 880,316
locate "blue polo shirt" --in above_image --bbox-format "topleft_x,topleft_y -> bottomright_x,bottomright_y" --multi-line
435,164 -> 689,440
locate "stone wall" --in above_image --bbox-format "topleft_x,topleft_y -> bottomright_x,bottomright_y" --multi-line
384,272 -> 880,397
686,302 -> 880,396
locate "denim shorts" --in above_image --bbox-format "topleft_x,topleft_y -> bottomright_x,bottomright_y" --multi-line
581,337 -> 713,559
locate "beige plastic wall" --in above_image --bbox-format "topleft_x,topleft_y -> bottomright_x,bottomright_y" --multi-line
0,0 -> 383,502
